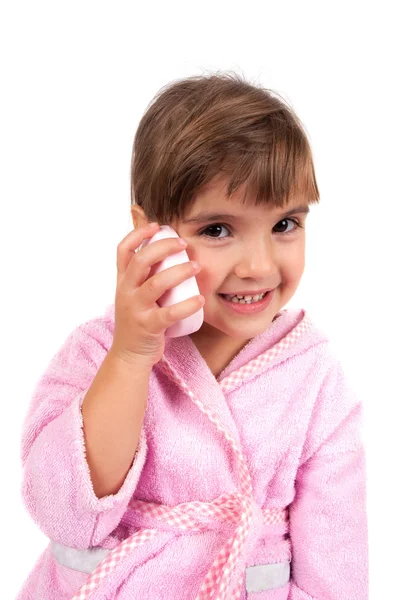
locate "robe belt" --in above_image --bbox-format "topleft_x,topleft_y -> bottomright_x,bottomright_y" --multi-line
72,492 -> 289,600
72,355 -> 290,599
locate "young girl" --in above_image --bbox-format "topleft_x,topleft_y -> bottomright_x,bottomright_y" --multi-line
17,73 -> 368,600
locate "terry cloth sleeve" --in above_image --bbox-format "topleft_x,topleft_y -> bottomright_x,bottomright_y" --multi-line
19,319 -> 148,550
288,352 -> 369,600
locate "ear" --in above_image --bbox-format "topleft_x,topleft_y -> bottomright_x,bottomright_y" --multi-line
131,205 -> 151,229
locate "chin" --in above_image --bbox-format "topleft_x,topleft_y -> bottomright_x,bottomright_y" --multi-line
213,319 -> 275,340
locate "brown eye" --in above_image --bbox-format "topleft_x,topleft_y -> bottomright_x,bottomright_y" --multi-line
199,224 -> 231,240
273,219 -> 300,234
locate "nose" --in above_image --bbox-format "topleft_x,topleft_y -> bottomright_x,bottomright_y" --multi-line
233,240 -> 278,280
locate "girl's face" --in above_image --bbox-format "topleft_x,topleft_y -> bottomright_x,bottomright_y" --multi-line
170,175 -> 310,347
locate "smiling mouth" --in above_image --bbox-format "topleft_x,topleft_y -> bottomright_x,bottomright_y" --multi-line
219,291 -> 269,301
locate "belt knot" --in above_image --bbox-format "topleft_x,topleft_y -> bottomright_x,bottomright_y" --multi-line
72,492 -> 288,600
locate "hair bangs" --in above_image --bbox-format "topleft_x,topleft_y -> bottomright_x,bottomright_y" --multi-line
131,72 -> 320,226
219,119 -> 319,209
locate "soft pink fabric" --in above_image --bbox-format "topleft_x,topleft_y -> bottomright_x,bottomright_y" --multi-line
17,304 -> 368,599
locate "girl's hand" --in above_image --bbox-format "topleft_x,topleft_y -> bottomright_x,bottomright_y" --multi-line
110,222 -> 203,369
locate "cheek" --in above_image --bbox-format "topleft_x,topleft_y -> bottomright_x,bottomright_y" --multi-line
188,255 -> 223,295
278,245 -> 305,280
284,255 -> 305,284
193,268 -> 216,295
184,246 -> 223,291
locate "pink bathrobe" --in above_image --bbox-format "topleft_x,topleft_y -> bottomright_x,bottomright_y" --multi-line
17,304 -> 368,599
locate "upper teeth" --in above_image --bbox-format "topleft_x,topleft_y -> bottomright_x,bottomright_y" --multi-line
225,292 -> 267,303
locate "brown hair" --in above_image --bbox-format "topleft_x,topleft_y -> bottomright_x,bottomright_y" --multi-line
131,70 -> 319,224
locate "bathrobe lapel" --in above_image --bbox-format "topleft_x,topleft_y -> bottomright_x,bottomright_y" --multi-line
156,308 -> 314,460
157,333 -> 243,451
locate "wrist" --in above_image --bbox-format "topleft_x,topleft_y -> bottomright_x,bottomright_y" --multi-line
108,345 -> 154,372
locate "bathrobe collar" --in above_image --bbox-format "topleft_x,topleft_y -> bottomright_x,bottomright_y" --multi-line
161,307 -> 326,389
104,303 -> 328,451
152,307 -> 327,453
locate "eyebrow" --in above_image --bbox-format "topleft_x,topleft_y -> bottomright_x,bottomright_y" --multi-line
182,205 -> 310,224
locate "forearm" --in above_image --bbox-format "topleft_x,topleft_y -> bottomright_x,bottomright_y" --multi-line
81,348 -> 152,499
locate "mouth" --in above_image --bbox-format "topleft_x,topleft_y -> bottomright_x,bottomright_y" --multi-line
218,289 -> 275,313
218,290 -> 270,303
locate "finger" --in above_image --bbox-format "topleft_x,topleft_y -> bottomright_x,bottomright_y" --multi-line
147,294 -> 205,334
138,260 -> 201,309
125,236 -> 188,290
116,222 -> 159,276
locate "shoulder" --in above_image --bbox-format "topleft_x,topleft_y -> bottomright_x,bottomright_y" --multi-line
54,305 -> 114,370
281,308 -> 358,401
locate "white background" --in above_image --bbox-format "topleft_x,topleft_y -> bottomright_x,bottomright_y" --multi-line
1,1 -> 398,598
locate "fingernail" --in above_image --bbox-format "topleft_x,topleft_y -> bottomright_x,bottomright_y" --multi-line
178,238 -> 187,246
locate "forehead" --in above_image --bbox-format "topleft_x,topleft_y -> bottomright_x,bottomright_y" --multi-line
182,175 -> 309,221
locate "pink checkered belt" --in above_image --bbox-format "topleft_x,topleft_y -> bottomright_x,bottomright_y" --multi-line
71,355 -> 290,600
71,493 -> 288,600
